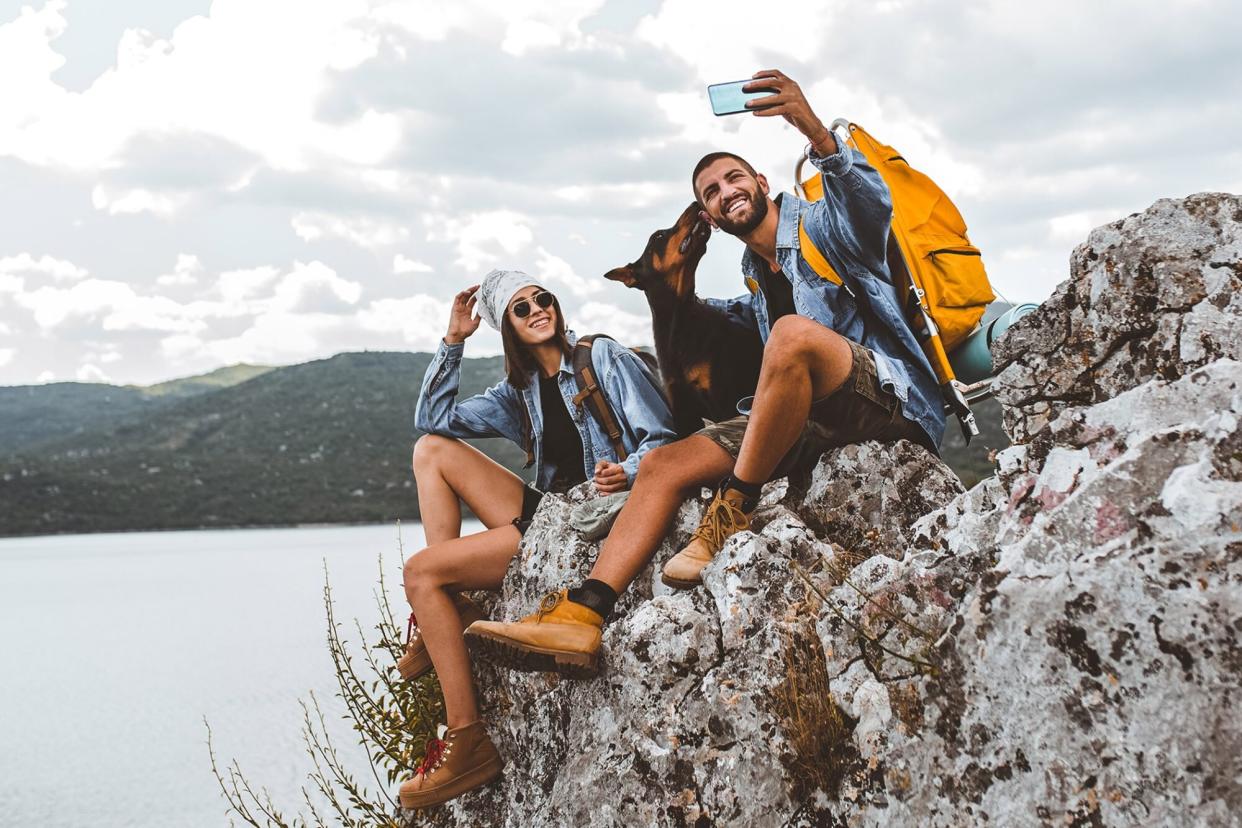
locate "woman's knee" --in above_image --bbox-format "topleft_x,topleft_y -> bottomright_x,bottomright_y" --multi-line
412,433 -> 458,475
403,547 -> 444,592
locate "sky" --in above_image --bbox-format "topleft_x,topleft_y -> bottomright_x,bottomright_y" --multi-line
0,0 -> 1239,386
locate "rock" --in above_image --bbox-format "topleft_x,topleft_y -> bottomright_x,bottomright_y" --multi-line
418,440 -> 955,827
847,360 -> 1242,826
993,192 -> 1242,444
406,193 -> 1242,827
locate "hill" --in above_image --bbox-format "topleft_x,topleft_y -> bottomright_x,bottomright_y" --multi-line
0,352 -> 526,536
0,363 -> 273,453
0,351 -> 1005,536
138,363 -> 273,398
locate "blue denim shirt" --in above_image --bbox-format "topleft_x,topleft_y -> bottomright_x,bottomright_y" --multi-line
707,138 -> 946,449
414,332 -> 676,489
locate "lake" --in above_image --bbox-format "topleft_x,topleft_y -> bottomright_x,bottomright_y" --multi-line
0,522 -> 478,827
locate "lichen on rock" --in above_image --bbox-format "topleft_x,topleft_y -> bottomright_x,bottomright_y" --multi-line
409,193 -> 1242,827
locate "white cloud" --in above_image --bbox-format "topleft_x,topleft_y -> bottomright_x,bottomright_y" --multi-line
76,362 -> 111,382
0,0 -> 400,180
1048,211 -> 1119,245
1,0 -> 1238,385
155,253 -> 204,286
215,266 -> 281,304
533,246 -> 601,297
0,3 -> 69,152
426,209 -> 535,272
374,0 -> 605,54
91,184 -> 188,217
5,258 -> 360,346
83,345 -> 124,365
356,294 -> 449,349
393,254 -> 433,274
0,347 -> 14,367
572,300 -> 652,346
0,252 -> 87,282
292,211 -> 411,250
36,370 -> 55,383
268,260 -> 363,313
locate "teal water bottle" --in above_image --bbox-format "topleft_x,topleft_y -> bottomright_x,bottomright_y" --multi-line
949,303 -> 1039,384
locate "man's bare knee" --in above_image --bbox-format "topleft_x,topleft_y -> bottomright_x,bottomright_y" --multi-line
637,443 -> 676,477
765,316 -> 821,363
765,317 -> 852,379
637,438 -> 725,493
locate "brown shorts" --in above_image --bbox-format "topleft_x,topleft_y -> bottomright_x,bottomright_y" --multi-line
697,339 -> 929,481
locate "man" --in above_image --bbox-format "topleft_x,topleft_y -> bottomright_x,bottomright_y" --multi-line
466,69 -> 945,674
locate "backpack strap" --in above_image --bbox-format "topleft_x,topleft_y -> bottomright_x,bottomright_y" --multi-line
570,335 -> 629,462
797,217 -> 843,285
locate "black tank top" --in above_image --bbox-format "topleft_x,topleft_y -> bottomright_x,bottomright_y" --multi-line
538,373 -> 586,489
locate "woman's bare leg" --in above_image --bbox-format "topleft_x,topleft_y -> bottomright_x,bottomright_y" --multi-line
412,434 -> 528,544
403,435 -> 529,788
403,526 -> 522,727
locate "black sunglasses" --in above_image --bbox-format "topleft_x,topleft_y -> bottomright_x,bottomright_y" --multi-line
510,290 -> 555,319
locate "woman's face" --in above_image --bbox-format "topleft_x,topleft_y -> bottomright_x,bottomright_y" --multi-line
507,285 -> 558,346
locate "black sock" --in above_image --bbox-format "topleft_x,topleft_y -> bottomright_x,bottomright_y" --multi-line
723,474 -> 761,509
568,578 -> 618,620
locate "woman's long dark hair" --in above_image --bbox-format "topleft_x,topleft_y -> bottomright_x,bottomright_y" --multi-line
501,291 -> 573,389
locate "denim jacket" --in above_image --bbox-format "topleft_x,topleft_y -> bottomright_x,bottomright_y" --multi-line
414,332 -> 676,490
707,137 -> 946,449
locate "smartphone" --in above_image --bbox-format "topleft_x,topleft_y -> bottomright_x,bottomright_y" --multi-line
708,80 -> 777,116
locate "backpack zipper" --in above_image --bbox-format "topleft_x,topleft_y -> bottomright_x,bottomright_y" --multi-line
928,248 -> 981,258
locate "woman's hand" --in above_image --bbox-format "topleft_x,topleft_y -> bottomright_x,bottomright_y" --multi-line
593,460 -> 628,495
444,285 -> 482,345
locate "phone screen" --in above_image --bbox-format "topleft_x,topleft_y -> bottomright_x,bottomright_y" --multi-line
707,80 -> 776,116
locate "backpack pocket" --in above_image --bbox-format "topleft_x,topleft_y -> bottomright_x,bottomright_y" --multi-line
921,243 -> 992,308
910,237 -> 994,351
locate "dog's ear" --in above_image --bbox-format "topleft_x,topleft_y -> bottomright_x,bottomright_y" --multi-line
604,265 -> 639,288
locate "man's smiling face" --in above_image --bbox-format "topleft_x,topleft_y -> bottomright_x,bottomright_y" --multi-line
694,157 -> 770,236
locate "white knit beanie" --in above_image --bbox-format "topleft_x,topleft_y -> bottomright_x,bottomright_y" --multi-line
478,269 -> 541,331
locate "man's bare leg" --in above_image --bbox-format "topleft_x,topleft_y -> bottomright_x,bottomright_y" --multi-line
660,316 -> 855,589
732,315 -> 853,484
586,435 -> 734,593
463,435 -> 734,675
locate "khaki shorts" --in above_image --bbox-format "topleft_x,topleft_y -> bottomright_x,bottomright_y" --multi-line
698,339 -> 929,481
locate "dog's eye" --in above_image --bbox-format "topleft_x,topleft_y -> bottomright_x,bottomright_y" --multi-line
653,231 -> 665,241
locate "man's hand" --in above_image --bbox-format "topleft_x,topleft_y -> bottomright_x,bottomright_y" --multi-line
593,460 -> 628,494
743,70 -> 836,157
444,285 -> 482,345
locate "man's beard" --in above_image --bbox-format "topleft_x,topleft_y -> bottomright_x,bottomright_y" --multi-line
716,190 -> 769,236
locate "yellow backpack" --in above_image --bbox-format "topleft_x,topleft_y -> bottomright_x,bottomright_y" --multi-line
796,120 -> 996,438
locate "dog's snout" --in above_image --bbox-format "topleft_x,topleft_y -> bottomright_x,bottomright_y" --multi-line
678,220 -> 710,254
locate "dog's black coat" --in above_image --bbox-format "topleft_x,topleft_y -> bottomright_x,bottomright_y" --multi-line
606,203 -> 764,437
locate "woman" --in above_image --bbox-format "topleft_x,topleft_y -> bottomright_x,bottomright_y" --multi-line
397,268 -> 675,809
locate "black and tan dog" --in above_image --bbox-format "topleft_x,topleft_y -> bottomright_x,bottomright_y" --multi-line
605,202 -> 764,437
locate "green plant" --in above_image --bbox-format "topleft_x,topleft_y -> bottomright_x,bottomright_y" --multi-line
207,538 -> 443,826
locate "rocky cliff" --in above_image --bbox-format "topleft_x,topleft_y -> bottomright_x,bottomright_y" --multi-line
413,193 -> 1242,827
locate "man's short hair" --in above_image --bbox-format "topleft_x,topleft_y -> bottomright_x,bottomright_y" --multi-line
691,152 -> 758,201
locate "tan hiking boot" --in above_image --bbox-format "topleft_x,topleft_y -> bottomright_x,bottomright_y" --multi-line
661,486 -> 752,589
396,594 -> 487,681
398,720 -> 503,810
464,590 -> 603,678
